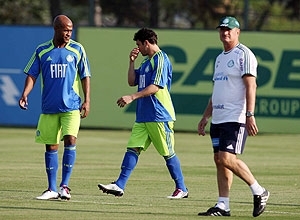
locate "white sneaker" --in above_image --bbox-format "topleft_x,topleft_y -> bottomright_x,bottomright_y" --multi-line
167,188 -> 189,199
98,182 -> 124,197
59,186 -> 71,200
36,189 -> 59,200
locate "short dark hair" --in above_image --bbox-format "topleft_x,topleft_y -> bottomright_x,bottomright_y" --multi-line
133,28 -> 158,44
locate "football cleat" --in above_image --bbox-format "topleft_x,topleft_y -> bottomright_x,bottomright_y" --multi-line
59,185 -> 71,200
98,182 -> 124,197
167,188 -> 188,199
36,189 -> 59,200
253,189 -> 270,217
198,206 -> 231,216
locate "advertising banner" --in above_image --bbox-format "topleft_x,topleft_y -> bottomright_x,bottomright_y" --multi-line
1,26 -> 299,133
0,26 -> 53,126
78,28 -> 300,133
0,26 -> 76,126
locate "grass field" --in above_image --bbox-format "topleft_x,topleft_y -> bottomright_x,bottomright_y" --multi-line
0,127 -> 299,220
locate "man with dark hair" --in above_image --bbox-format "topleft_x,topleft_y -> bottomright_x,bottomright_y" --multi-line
98,28 -> 188,199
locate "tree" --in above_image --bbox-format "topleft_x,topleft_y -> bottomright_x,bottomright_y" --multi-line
281,0 -> 300,19
100,0 -> 149,26
48,0 -> 61,22
0,0 -> 50,24
0,0 -> 300,31
149,0 -> 159,27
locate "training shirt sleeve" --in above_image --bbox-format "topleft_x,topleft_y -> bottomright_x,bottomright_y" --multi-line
24,50 -> 41,79
77,45 -> 91,79
239,44 -> 257,77
151,51 -> 168,89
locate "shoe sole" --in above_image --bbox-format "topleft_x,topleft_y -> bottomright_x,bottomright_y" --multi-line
198,212 -> 231,216
98,184 -> 123,197
59,193 -> 71,200
198,207 -> 231,216
36,196 -> 59,200
60,196 -> 71,200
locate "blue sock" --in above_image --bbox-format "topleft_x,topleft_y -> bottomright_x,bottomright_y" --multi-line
165,154 -> 187,191
45,150 -> 58,192
115,149 -> 139,190
60,145 -> 76,187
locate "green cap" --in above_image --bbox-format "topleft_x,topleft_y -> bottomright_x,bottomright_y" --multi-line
217,16 -> 240,29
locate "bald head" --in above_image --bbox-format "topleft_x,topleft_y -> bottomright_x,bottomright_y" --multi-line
53,15 -> 73,48
53,15 -> 72,30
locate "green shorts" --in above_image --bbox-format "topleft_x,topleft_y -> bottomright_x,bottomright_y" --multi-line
35,110 -> 81,144
127,121 -> 175,156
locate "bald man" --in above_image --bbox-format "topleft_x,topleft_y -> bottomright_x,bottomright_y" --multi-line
19,15 -> 91,200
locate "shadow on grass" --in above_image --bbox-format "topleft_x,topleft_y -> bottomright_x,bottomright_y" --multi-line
0,205 -> 192,217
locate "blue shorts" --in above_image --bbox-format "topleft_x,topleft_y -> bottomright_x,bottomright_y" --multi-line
210,122 -> 247,154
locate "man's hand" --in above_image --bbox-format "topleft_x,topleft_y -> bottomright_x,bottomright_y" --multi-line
198,117 -> 209,136
117,95 -> 134,108
130,48 -> 139,61
19,96 -> 28,110
80,101 -> 90,118
246,116 -> 258,136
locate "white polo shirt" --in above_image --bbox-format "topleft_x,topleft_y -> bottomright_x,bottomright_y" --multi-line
211,43 -> 257,124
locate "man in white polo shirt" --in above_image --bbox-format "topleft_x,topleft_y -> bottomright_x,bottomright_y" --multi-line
197,16 -> 270,217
